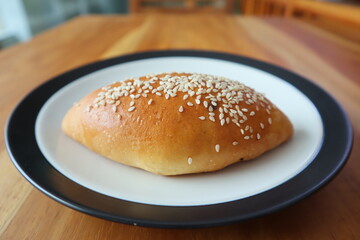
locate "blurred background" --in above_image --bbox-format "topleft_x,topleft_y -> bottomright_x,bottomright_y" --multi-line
0,0 -> 359,49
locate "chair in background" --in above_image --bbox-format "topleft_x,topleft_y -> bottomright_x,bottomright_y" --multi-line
260,0 -> 360,28
129,0 -> 235,13
241,0 -> 298,17
241,0 -> 266,15
242,0 -> 360,25
261,0 -> 295,17
291,1 -> 360,42
241,0 -> 360,42
292,1 -> 360,27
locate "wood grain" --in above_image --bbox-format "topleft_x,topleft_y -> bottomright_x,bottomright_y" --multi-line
0,14 -> 359,239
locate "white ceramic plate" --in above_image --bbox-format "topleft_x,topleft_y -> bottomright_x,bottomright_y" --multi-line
35,56 -> 323,206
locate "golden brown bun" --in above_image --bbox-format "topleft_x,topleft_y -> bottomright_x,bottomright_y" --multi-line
62,73 -> 293,175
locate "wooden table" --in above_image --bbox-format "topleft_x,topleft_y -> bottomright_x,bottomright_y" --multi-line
0,14 -> 359,239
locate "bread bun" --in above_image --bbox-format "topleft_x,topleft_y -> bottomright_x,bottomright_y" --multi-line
62,73 -> 293,175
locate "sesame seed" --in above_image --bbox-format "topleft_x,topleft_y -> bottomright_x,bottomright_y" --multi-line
203,101 -> 208,108
257,133 -> 261,140
220,119 -> 225,126
232,141 -> 238,146
268,117 -> 272,125
112,106 -> 117,112
244,136 -> 250,140
199,116 -> 205,120
250,111 -> 255,116
156,92 -> 162,96
195,99 -> 201,104
260,122 -> 265,129
240,129 -> 244,135
148,99 -> 153,105
183,94 -> 189,100
187,102 -> 194,106
179,106 -> 184,112
215,144 -> 220,152
242,108 -> 248,112
208,106 -> 214,112
117,114 -> 121,119
129,101 -> 135,107
128,106 -> 135,112
209,116 -> 215,122
188,157 -> 192,165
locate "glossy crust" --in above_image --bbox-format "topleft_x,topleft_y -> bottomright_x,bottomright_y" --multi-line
62,73 -> 293,175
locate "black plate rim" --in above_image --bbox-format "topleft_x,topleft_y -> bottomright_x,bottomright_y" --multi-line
5,50 -> 353,228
